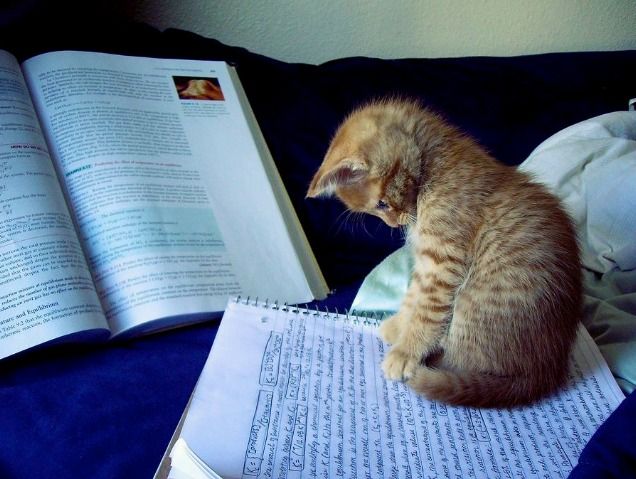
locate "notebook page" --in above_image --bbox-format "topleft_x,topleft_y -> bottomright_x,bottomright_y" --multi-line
177,299 -> 624,479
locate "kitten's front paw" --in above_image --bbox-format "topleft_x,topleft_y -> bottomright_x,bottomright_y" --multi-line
382,347 -> 418,381
379,314 -> 402,344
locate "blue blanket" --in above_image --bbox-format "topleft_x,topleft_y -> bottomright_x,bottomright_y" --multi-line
1,17 -> 635,479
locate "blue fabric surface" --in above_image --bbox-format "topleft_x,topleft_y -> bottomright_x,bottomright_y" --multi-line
1,13 -> 635,479
569,390 -> 636,478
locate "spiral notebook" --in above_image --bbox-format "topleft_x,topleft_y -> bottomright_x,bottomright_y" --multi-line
157,297 -> 624,479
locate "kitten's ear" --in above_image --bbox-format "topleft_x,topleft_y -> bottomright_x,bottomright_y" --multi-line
306,157 -> 368,198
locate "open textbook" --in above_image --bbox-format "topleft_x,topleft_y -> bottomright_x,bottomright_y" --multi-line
0,50 -> 328,360
158,299 -> 625,479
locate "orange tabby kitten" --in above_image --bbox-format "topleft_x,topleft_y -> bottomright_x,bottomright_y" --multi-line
307,99 -> 582,408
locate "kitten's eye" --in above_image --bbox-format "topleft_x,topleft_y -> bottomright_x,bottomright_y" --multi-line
376,200 -> 390,210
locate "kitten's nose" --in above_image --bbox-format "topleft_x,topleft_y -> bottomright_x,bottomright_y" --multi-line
397,212 -> 410,226
384,212 -> 401,228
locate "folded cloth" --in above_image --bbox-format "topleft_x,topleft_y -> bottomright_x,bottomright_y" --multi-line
520,111 -> 636,274
351,246 -> 413,316
352,112 -> 636,393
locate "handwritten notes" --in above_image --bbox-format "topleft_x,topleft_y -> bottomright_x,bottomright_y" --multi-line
177,300 -> 624,479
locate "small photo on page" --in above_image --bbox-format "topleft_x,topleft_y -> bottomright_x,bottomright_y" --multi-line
173,76 -> 225,101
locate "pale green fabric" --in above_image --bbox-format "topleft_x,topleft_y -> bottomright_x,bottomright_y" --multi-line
352,112 -> 636,394
351,246 -> 413,316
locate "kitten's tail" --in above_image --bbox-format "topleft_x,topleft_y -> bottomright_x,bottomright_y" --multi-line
407,366 -> 558,408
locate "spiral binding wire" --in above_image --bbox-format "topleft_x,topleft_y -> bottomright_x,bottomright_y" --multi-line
234,295 -> 384,326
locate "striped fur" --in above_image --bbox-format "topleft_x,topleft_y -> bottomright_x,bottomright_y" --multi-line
307,99 -> 582,408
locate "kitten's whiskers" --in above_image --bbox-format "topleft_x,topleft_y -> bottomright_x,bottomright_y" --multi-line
331,208 -> 353,236
331,209 -> 375,238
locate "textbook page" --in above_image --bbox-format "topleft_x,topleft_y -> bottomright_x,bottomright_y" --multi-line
0,50 -> 108,359
22,51 -> 325,335
177,300 -> 624,479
